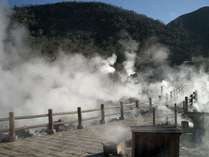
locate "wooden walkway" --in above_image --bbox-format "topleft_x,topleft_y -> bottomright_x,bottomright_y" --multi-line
0,116 -> 151,157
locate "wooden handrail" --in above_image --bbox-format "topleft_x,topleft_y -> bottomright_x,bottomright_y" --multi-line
0,117 -> 9,122
53,111 -> 77,116
105,106 -> 120,110
83,115 -> 101,122
15,114 -> 48,120
82,108 -> 100,113
0,100 -> 156,142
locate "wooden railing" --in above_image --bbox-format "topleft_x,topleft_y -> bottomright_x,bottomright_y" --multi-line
0,86 -> 192,142
0,101 -> 150,142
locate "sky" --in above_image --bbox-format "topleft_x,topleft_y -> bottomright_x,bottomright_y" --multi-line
8,0 -> 209,24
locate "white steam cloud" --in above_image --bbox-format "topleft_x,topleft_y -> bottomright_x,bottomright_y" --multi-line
0,3 -> 142,117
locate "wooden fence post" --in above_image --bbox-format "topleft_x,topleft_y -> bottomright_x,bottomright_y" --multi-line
77,107 -> 83,129
152,108 -> 156,126
120,102 -> 124,120
100,104 -> 105,124
9,112 -> 15,142
48,109 -> 54,134
149,97 -> 152,111
184,96 -> 188,113
174,104 -> 177,127
190,94 -> 193,106
136,100 -> 139,109
161,86 -> 163,96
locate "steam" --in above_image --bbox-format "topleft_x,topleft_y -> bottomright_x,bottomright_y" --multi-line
0,3 -> 142,117
1,0 -> 209,138
119,38 -> 139,76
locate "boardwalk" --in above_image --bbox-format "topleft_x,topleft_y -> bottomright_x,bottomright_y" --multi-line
0,116 -> 152,157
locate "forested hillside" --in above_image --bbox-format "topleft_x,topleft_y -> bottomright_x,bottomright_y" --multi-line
13,2 -> 209,65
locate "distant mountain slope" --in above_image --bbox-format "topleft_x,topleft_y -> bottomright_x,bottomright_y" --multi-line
14,2 -> 166,39
168,6 -> 209,58
13,2 -> 171,64
13,2 -> 209,65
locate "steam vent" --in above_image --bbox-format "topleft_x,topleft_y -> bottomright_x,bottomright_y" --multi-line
131,126 -> 182,157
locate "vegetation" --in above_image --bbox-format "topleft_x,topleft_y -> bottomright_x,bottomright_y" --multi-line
13,2 -> 209,66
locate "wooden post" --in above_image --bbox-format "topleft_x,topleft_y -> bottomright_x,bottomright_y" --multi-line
77,107 -> 83,129
185,96 -> 188,113
100,104 -> 105,124
190,94 -> 193,106
152,108 -> 156,126
120,102 -> 124,120
9,112 -> 15,142
161,86 -> 163,96
149,97 -> 152,111
136,100 -> 139,109
48,109 -> 54,134
174,104 -> 177,127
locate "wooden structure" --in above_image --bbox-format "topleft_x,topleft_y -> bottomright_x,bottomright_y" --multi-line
0,86 -> 191,143
0,100 -> 179,143
0,101 -> 151,142
131,126 -> 182,157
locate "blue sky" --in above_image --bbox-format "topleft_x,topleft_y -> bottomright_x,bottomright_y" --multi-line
8,0 -> 209,24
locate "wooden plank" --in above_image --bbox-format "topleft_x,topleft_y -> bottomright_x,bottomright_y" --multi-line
53,111 -> 77,116
15,114 -> 48,120
82,108 -> 100,113
104,106 -> 120,110
0,117 -> 9,122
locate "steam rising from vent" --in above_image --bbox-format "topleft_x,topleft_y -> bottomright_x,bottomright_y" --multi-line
0,3 -> 143,116
96,53 -> 117,74
119,38 -> 139,76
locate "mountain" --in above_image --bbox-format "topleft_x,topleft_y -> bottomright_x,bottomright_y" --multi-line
13,2 -> 209,66
168,7 -> 209,59
13,2 -> 171,64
